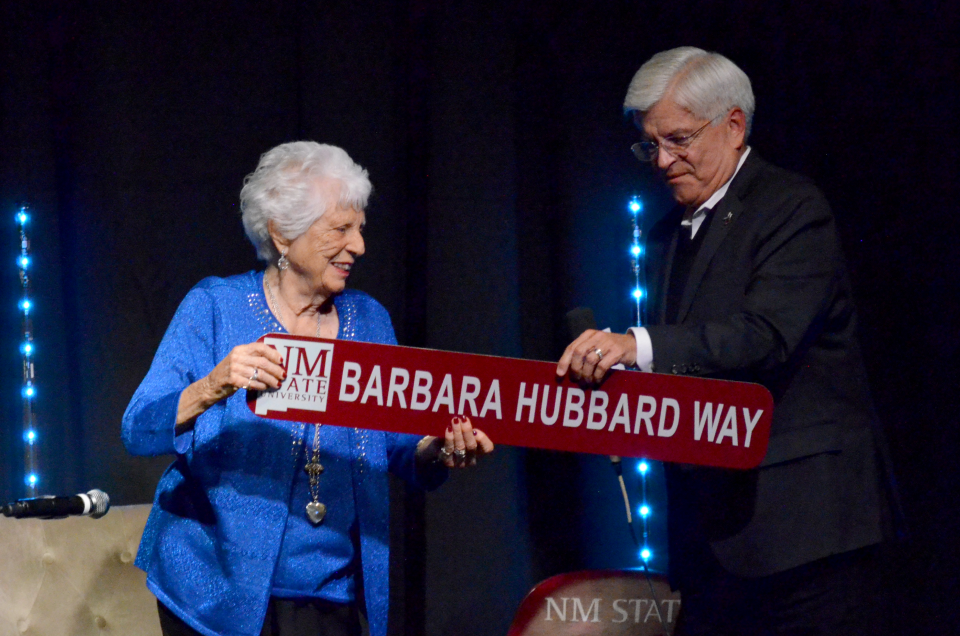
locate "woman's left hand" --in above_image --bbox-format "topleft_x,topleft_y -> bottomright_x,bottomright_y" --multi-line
422,416 -> 494,468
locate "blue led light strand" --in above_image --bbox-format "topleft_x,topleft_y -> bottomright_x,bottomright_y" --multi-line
17,205 -> 39,496
628,196 -> 653,565
638,460 -> 651,563
629,196 -> 644,328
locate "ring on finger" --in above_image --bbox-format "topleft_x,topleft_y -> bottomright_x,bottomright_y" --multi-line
243,368 -> 259,391
438,448 -> 453,462
593,348 -> 604,361
454,449 -> 467,460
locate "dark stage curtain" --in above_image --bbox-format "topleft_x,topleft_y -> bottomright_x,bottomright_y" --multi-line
1,2 -> 957,634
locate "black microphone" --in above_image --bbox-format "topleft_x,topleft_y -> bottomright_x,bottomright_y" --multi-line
1,489 -> 110,519
565,306 -> 597,340
566,308 -> 636,524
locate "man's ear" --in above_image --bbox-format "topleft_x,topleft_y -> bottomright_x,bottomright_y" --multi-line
267,220 -> 290,255
726,108 -> 747,149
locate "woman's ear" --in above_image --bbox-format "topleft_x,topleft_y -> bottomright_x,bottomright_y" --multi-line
267,220 -> 290,256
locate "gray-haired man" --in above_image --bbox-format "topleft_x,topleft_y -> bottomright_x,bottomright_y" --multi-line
558,47 -> 895,635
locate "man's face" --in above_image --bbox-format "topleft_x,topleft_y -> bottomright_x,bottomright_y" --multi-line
637,98 -> 745,208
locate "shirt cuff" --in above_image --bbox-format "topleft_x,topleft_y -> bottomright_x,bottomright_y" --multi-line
628,327 -> 654,372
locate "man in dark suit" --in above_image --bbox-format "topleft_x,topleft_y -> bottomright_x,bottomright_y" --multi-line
557,47 -> 894,635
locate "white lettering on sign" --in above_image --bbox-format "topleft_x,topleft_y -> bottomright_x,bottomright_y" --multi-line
338,364 -> 504,419
432,374 -> 455,413
658,398 -> 680,437
694,402 -> 764,447
387,368 -> 410,408
459,376 -> 482,416
545,597 -> 680,625
510,384 -> 678,437
255,338 -> 334,415
330,361 -> 763,451
516,382 -> 538,422
361,366 -> 384,405
544,598 -> 601,623
411,371 -> 432,410
610,598 -> 681,624
609,394 -> 631,433
479,379 -> 502,419
586,391 -> 609,430
563,388 -> 585,428
541,385 -> 562,425
340,362 -> 360,401
743,408 -> 762,447
635,396 -> 657,435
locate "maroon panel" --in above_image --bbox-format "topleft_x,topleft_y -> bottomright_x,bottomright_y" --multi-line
247,334 -> 773,469
505,569 -> 680,636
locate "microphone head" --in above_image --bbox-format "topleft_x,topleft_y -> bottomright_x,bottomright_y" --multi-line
609,455 -> 623,475
565,307 -> 597,340
86,489 -> 110,518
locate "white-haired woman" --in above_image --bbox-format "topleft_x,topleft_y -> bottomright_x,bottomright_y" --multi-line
122,141 -> 493,636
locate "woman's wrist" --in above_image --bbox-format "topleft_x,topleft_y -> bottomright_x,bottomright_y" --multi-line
415,435 -> 442,464
176,376 -> 221,426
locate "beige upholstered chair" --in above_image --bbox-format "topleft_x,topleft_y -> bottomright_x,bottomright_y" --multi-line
0,504 -> 160,636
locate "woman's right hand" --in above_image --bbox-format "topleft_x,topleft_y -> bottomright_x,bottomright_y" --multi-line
177,342 -> 286,427
205,342 -> 286,399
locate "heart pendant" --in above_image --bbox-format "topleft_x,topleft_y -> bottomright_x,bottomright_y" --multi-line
306,501 -> 327,525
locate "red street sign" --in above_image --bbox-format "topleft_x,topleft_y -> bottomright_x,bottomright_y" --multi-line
247,334 -> 773,469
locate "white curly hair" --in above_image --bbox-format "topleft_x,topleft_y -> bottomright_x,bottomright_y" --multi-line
240,141 -> 372,262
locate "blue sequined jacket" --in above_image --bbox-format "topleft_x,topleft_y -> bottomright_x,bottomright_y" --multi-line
122,272 -> 441,636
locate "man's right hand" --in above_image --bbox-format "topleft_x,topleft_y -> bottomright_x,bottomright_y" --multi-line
556,330 -> 637,384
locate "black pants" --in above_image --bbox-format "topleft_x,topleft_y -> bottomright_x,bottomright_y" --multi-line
674,547 -> 885,636
158,597 -> 364,636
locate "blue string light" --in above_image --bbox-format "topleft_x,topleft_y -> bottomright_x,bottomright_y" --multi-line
17,205 -> 40,496
629,196 -> 644,328
627,196 -> 655,567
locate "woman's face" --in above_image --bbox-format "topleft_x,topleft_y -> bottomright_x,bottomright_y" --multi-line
282,179 -> 366,299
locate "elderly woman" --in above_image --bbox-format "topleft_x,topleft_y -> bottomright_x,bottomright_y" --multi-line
122,141 -> 493,636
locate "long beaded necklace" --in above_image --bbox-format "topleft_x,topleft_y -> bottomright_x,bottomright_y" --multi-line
266,272 -> 327,525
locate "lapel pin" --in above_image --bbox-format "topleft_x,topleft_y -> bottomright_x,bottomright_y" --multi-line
723,211 -> 733,225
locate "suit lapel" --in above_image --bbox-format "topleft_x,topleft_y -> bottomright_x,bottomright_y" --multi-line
674,152 -> 760,323
648,205 -> 685,325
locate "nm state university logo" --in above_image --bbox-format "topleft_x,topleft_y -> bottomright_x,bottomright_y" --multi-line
255,336 -> 335,415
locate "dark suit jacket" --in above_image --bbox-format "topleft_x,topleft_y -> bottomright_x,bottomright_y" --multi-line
645,151 -> 890,581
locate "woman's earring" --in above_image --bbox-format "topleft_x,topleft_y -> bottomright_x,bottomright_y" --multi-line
278,249 -> 289,271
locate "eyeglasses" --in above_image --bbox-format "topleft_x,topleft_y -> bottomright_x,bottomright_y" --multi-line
630,119 -> 714,163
